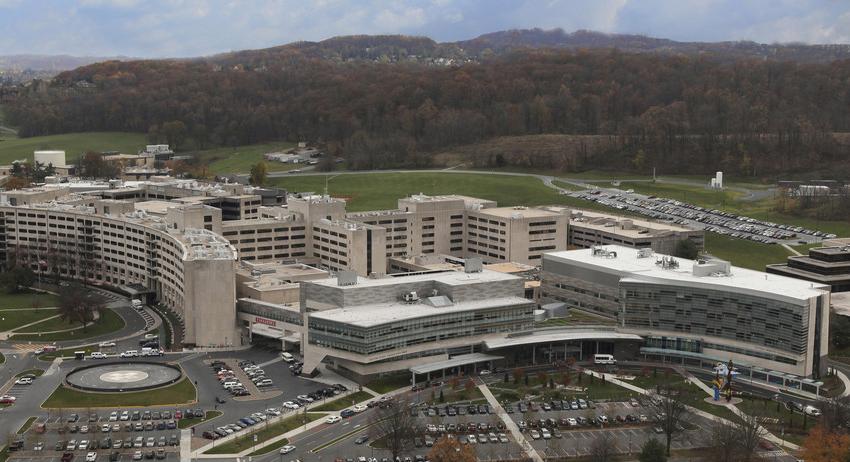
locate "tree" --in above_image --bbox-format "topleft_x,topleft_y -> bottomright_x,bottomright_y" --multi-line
370,396 -> 416,462
674,239 -> 699,259
639,438 -> 666,462
249,161 -> 268,185
79,151 -> 118,179
58,283 -> 105,332
427,436 -> 476,462
737,411 -> 767,462
802,425 -> 850,462
703,419 -> 742,462
161,120 -> 188,150
641,384 -> 691,456
0,266 -> 35,294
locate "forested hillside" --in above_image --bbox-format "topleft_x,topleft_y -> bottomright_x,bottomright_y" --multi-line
8,44 -> 850,176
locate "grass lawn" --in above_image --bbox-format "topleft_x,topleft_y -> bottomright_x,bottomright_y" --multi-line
11,307 -> 125,341
42,377 -> 196,408
0,292 -> 59,309
273,172 -> 591,212
367,373 -> 412,394
703,232 -> 795,271
178,410 -> 222,429
0,308 -> 59,332
247,437 -> 292,456
204,412 -> 324,455
188,142 -> 298,175
0,132 -> 145,165
311,391 -> 373,412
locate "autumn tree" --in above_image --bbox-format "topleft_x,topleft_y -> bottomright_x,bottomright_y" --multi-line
802,425 -> 850,462
249,161 -> 267,185
428,436 -> 476,462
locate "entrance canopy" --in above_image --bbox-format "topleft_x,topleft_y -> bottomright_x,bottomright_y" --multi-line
484,330 -> 642,350
409,353 -> 502,375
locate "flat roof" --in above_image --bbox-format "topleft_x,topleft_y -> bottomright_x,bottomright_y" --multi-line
309,296 -> 532,328
484,262 -> 537,273
134,200 -> 177,215
310,268 -> 521,290
484,330 -> 642,349
545,246 -> 829,301
410,353 -> 503,375
569,209 -> 696,236
473,206 -> 563,219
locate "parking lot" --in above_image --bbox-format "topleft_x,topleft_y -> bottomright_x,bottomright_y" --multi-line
7,408 -> 188,462
569,188 -> 833,243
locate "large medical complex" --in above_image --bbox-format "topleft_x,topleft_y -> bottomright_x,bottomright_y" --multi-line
0,176 -> 833,391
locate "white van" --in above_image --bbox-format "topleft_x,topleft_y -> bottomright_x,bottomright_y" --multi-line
89,352 -> 108,360
593,354 -> 617,365
120,350 -> 139,358
131,299 -> 143,309
141,347 -> 162,357
281,352 -> 295,363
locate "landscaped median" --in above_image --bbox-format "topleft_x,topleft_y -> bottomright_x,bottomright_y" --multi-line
203,412 -> 324,455
178,410 -> 222,429
42,377 -> 196,408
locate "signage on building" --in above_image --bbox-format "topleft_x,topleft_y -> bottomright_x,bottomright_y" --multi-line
254,316 -> 277,327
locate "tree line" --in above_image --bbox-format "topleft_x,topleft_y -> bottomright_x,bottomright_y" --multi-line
8,49 -> 850,176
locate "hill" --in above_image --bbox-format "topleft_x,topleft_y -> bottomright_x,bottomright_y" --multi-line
456,29 -> 850,63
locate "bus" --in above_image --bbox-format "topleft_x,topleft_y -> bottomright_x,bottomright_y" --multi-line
593,354 -> 617,365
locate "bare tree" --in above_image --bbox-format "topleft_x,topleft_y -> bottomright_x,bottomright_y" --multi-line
641,384 -> 691,456
703,419 -> 743,462
737,411 -> 767,462
819,395 -> 850,433
370,396 -> 417,461
590,431 -> 615,462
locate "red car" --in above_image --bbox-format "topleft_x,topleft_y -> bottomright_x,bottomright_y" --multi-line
0,395 -> 16,404
174,410 -> 182,419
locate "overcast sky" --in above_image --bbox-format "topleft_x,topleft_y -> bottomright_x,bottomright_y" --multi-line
2,0 -> 850,58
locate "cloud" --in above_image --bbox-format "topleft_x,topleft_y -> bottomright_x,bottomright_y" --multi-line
0,0 -> 849,57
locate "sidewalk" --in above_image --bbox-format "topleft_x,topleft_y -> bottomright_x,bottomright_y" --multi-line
478,381 -> 543,462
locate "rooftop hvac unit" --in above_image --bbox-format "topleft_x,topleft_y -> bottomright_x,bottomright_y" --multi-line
402,291 -> 420,303
637,248 -> 654,258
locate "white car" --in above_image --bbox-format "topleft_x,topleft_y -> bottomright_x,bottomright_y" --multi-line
89,352 -> 108,359
109,411 -> 118,421
86,452 -> 98,462
119,350 -> 138,358
266,408 -> 281,416
325,415 -> 342,424
279,445 -> 296,454
101,424 -> 111,432
98,342 -> 116,348
283,401 -> 300,409
478,369 -> 491,375
353,404 -> 368,413
15,377 -> 33,385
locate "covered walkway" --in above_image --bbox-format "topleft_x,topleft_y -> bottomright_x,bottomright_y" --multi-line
409,353 -> 502,384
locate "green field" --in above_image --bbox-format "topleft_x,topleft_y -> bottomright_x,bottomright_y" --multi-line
0,308 -> 59,332
10,307 -> 125,341
0,132 -> 146,165
703,233 -> 796,271
188,142 -> 298,175
42,377 -> 196,408
204,412 -> 324,455
272,172 -> 576,212
366,373 -> 411,394
619,181 -> 743,209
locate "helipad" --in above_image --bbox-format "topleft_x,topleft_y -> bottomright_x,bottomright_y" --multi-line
65,362 -> 182,392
